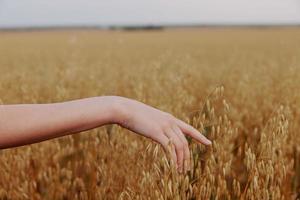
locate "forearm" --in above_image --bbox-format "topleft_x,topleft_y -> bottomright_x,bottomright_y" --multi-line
0,96 -> 122,149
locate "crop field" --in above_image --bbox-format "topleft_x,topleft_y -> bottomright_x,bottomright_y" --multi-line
0,28 -> 300,200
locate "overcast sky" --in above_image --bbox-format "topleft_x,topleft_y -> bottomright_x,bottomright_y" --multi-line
0,0 -> 300,28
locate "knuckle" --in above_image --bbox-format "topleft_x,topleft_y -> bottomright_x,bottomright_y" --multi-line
153,127 -> 163,135
168,113 -> 175,119
178,159 -> 183,165
168,115 -> 176,122
160,121 -> 172,131
176,143 -> 184,152
164,113 -> 175,120
164,112 -> 172,117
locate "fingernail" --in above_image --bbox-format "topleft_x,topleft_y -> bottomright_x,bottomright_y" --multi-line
204,138 -> 212,145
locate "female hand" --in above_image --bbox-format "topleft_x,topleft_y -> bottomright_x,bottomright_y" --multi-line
114,97 -> 212,173
0,95 -> 211,174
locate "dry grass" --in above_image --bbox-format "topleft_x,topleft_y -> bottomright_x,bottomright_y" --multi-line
0,28 -> 300,200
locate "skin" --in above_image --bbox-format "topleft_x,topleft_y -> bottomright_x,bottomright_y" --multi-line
0,96 -> 211,173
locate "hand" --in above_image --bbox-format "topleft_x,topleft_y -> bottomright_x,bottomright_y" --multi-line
114,97 -> 212,173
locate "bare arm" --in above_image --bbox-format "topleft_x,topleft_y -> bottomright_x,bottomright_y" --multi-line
0,96 -> 211,173
0,96 -> 120,148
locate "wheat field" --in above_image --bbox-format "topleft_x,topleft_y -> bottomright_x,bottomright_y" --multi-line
0,28 -> 300,200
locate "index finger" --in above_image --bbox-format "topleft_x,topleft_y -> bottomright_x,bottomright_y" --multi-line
175,119 -> 212,145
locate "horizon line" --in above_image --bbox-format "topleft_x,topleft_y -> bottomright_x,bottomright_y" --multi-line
1,23 -> 300,31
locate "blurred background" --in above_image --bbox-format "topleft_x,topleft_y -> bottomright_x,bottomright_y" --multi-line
0,0 -> 300,29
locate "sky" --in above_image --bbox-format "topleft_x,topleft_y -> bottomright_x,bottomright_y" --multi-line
0,0 -> 300,28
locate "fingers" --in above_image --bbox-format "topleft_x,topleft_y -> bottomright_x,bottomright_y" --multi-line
172,125 -> 191,173
158,133 -> 177,168
176,118 -> 212,145
164,128 -> 185,173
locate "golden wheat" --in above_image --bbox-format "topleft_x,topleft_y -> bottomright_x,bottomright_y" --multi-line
0,28 -> 299,200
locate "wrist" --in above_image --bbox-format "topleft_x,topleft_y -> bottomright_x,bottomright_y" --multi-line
104,96 -> 128,125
